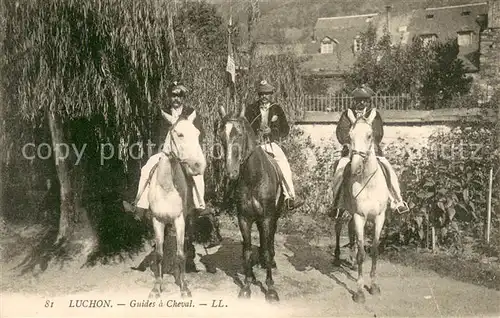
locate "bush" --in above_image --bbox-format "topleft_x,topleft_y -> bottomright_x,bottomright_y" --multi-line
383,121 -> 498,253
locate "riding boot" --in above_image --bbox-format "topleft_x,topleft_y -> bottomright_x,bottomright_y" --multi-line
377,156 -> 410,214
285,196 -> 305,211
122,200 -> 149,220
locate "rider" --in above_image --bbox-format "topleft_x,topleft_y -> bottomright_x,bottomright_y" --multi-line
331,84 -> 409,214
123,81 -> 222,248
244,79 -> 304,210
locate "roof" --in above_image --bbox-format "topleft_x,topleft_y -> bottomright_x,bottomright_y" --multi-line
302,2 -> 488,76
302,13 -> 381,75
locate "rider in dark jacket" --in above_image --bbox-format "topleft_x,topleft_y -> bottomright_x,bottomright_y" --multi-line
332,85 -> 409,214
124,81 -> 222,248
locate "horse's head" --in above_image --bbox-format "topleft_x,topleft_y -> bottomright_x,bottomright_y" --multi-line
348,108 -> 378,176
162,110 -> 206,176
217,104 -> 256,180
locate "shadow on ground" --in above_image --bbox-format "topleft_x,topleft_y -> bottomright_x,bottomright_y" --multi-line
382,248 -> 500,291
284,235 -> 358,297
199,237 -> 271,296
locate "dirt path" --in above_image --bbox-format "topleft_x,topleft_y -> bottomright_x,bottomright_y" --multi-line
2,227 -> 500,318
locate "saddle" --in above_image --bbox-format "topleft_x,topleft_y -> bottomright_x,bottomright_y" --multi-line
335,157 -> 392,209
264,151 -> 284,185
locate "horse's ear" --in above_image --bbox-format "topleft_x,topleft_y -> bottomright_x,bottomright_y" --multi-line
347,108 -> 356,124
219,106 -> 226,118
187,110 -> 196,123
161,110 -> 175,124
239,104 -> 246,118
366,108 -> 377,124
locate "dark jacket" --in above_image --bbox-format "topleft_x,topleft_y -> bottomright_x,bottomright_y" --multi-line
336,106 -> 384,156
245,101 -> 290,143
153,105 -> 205,149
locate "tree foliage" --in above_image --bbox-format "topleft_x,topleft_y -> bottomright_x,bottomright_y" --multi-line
343,24 -> 473,108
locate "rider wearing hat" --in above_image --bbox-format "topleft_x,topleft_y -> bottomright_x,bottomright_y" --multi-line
123,81 -> 222,248
331,84 -> 409,214
245,79 -> 304,210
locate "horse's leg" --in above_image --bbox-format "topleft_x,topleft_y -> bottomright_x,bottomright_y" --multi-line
269,215 -> 278,269
149,218 -> 165,299
352,213 -> 366,303
238,215 -> 254,299
184,214 -> 198,273
348,216 -> 357,269
369,210 -> 385,296
334,209 -> 344,266
258,216 -> 278,269
174,214 -> 191,298
259,217 -> 280,302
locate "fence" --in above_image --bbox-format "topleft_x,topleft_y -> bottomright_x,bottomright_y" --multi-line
300,94 -> 416,112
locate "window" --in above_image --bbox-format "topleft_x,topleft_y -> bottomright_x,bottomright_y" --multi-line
461,10 -> 471,16
426,14 -> 434,19
320,37 -> 336,54
354,36 -> 363,52
457,31 -> 473,46
420,33 -> 437,46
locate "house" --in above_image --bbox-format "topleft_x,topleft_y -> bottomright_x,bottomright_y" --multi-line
301,2 -> 489,93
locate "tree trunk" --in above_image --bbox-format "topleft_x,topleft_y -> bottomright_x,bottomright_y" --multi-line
47,110 -> 75,243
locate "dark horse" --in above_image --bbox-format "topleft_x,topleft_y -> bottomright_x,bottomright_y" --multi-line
218,104 -> 285,302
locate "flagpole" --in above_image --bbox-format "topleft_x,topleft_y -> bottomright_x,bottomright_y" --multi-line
226,0 -> 232,111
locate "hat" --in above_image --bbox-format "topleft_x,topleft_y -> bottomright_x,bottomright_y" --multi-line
168,81 -> 188,96
257,80 -> 275,95
351,84 -> 375,99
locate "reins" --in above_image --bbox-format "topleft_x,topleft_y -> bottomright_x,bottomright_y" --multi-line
350,116 -> 379,200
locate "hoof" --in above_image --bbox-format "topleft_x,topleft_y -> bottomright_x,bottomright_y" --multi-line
352,291 -> 365,304
181,289 -> 192,298
149,289 -> 161,299
238,288 -> 251,299
260,260 -> 277,269
265,289 -> 280,303
186,261 -> 198,273
205,263 -> 217,274
369,284 -> 381,296
333,258 -> 342,267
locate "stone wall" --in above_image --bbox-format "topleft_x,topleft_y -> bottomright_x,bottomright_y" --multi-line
297,124 -> 451,151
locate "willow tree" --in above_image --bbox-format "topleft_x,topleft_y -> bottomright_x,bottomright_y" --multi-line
3,0 -> 179,262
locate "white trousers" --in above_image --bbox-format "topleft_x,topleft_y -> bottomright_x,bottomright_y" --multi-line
136,153 -> 205,210
260,142 -> 295,199
331,156 -> 404,208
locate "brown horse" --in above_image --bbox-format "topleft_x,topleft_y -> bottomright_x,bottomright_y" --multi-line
217,104 -> 284,302
147,111 -> 206,299
333,108 -> 390,303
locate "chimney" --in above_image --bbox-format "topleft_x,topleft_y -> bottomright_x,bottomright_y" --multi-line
385,5 -> 392,32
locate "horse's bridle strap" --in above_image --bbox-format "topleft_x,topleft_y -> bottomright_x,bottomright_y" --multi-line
351,149 -> 368,159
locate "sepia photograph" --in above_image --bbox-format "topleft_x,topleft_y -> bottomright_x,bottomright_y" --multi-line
1,0 -> 499,317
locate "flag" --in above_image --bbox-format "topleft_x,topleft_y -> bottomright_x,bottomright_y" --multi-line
226,53 -> 236,84
226,15 -> 236,84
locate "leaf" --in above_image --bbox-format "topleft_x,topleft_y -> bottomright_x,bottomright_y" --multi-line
463,188 -> 469,203
447,207 -> 456,221
423,180 -> 435,187
415,216 -> 423,228
438,188 -> 447,195
437,201 -> 446,211
441,227 -> 448,237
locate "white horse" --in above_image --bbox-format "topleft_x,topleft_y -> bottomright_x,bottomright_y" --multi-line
147,111 -> 206,299
334,108 -> 390,304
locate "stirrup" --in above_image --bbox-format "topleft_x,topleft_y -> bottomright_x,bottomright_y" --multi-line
395,201 -> 410,214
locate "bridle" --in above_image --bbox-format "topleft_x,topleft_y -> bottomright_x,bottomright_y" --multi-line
349,118 -> 379,199
162,123 -> 185,164
222,119 -> 255,165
